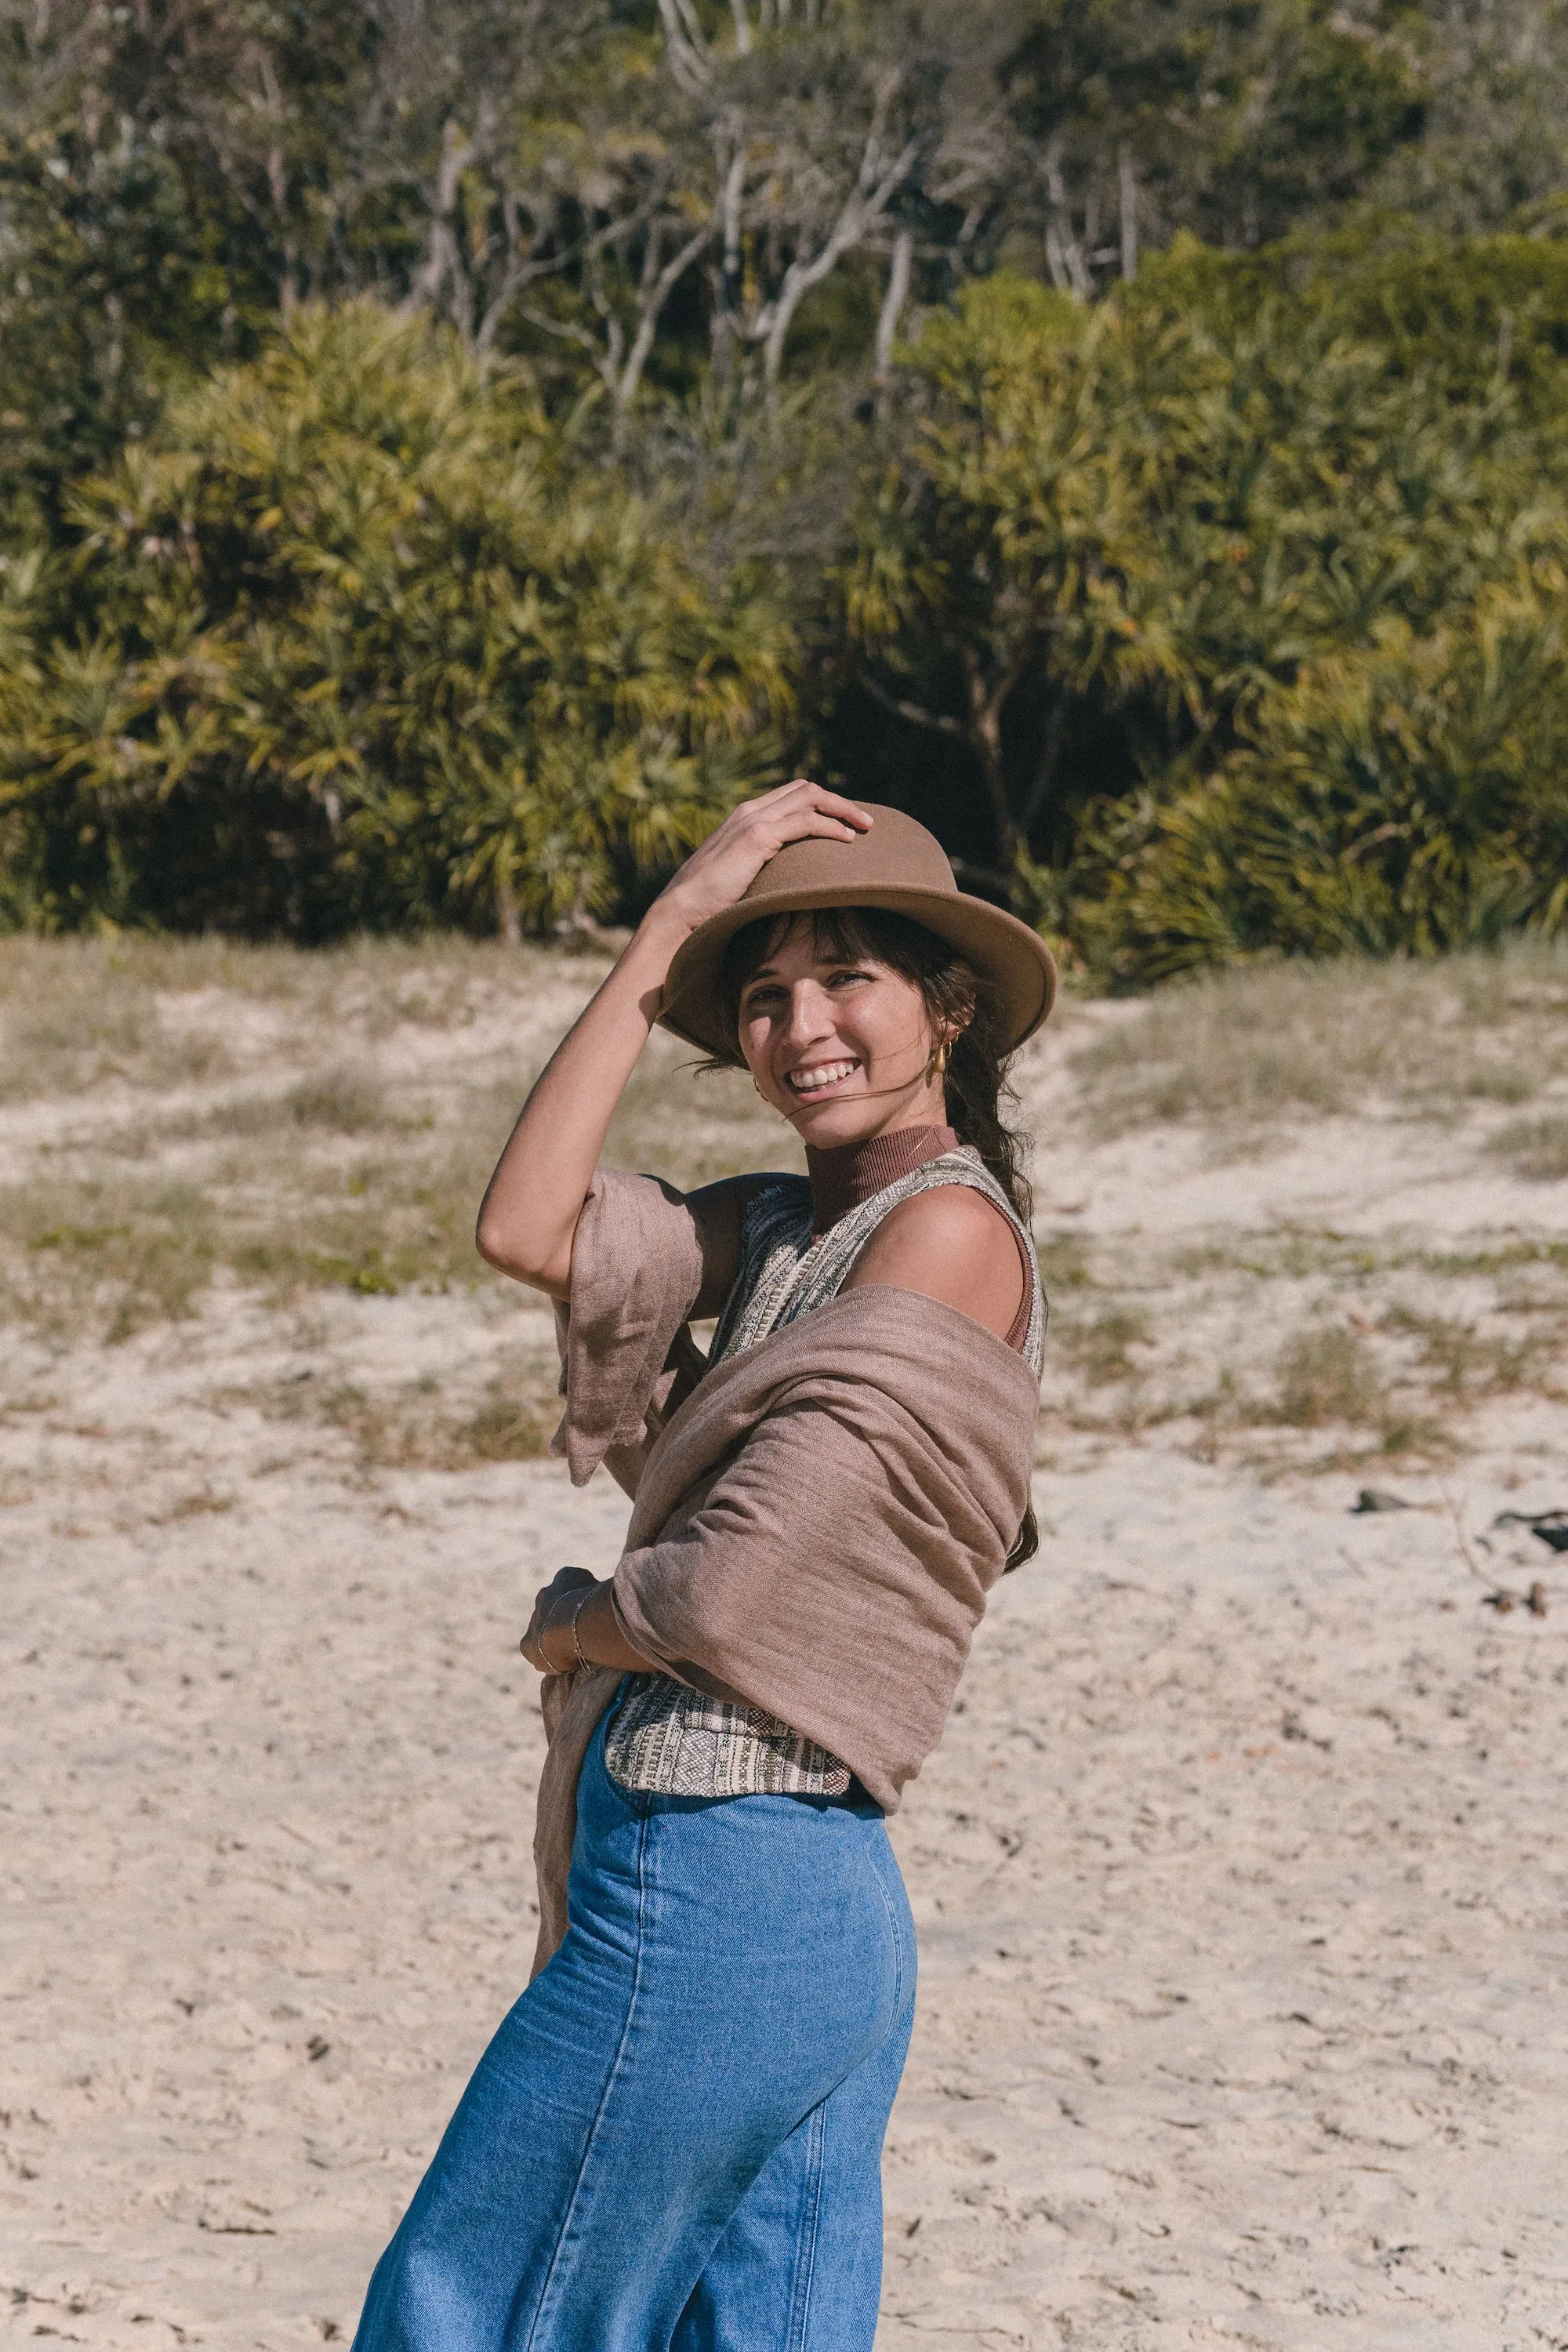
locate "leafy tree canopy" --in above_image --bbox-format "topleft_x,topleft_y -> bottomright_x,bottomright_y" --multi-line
4,0 -> 1568,967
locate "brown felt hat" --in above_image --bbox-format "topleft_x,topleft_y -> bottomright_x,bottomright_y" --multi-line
658,803 -> 1058,1058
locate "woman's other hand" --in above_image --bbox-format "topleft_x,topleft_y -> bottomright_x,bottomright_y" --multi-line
652,782 -> 870,939
519,1568 -> 661,1678
520,1566 -> 600,1675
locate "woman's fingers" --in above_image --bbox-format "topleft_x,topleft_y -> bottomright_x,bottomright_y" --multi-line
547,1564 -> 598,1598
753,781 -> 871,844
654,784 -> 871,932
718,782 -> 869,850
519,1569 -> 598,1671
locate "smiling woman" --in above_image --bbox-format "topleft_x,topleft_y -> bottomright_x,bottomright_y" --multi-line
711,904 -> 1036,1345
353,785 -> 1057,2352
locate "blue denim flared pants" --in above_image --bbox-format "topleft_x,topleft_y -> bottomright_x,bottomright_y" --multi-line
352,1713 -> 917,2352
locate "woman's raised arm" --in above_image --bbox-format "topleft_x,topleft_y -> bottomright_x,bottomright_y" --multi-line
474,782 -> 870,1300
475,909 -> 686,1297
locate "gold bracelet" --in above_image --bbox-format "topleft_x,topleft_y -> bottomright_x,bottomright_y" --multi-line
537,1590 -> 590,1675
539,1606 -> 572,1676
569,1589 -> 592,1671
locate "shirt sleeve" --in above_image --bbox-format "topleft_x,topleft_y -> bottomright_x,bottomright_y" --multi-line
548,1169 -> 706,1490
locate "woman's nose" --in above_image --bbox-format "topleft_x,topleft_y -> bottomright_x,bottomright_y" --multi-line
782,982 -> 836,1049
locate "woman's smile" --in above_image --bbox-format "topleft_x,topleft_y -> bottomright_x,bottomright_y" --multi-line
784,1056 -> 861,1100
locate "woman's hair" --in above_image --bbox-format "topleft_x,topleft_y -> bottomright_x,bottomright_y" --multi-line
711,904 -> 1040,1570
713,906 -> 1033,1222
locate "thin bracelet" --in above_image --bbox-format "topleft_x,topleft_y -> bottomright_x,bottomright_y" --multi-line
569,1589 -> 592,1671
539,1607 -> 572,1676
537,1591 -> 590,1675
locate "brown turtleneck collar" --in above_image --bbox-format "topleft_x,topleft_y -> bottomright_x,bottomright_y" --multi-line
806,1123 -> 959,1236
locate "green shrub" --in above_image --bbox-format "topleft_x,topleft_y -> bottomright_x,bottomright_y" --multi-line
1075,590 -> 1568,978
836,245 -> 1568,981
0,302 -> 790,938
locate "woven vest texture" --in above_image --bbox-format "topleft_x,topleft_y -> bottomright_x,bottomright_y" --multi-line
602,1149 -> 1044,1799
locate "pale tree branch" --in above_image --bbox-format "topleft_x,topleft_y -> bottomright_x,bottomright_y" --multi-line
874,224 -> 913,383
657,0 -> 711,94
1119,143 -> 1138,281
747,71 -> 919,393
858,673 -> 967,739
614,216 -> 713,408
711,131 -> 747,376
1042,130 -> 1091,301
515,302 -> 612,378
472,201 -> 631,356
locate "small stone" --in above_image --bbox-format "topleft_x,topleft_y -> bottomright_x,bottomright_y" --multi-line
1352,1487 -> 1413,1514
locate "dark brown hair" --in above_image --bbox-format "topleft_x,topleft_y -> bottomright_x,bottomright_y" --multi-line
712,905 -> 1040,1569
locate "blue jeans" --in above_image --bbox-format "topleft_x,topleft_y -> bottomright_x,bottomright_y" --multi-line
352,1712 -> 916,2351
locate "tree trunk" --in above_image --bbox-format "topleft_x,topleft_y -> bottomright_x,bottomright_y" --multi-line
874,227 -> 913,384
1119,146 -> 1138,282
960,646 -> 1018,872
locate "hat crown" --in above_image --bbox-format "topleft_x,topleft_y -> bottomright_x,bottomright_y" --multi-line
733,804 -> 956,908
657,796 -> 1057,1057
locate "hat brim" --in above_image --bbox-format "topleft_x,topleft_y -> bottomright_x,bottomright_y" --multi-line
658,881 -> 1058,1058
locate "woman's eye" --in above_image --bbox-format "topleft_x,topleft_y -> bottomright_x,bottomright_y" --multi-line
828,968 -> 870,989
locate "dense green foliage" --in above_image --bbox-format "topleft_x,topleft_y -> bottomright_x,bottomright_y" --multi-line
4,2 -> 1568,972
0,305 -> 786,935
842,249 -> 1568,974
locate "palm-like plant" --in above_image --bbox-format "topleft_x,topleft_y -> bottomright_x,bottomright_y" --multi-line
1,300 -> 790,935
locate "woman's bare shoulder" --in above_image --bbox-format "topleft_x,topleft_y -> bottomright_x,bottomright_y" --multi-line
841,1185 -> 1025,1344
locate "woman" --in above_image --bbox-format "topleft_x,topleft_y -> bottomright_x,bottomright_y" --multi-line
352,782 -> 1056,2352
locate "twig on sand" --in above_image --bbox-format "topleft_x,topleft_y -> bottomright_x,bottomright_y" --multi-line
1439,1483 -> 1548,1616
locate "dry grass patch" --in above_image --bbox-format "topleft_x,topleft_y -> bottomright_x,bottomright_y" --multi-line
1055,1305 -> 1153,1388
0,932 -> 579,1107
1036,1234 -> 1094,1295
0,949 -> 234,1102
1487,1112 -> 1568,1182
1073,944 -> 1568,1138
0,1176 -> 219,1341
236,1356 -> 562,1474
218,1067 -> 401,1137
1382,1303 -> 1565,1399
1272,1325 -> 1385,1428
1036,1221 -> 1565,1465
604,1030 -> 797,1189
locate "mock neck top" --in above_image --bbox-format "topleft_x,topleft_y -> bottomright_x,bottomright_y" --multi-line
805,1123 -> 959,1237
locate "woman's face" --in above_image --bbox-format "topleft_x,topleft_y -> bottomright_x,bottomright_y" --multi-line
735,916 -> 949,1148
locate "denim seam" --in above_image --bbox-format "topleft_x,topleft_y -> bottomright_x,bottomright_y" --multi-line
863,1836 -> 908,2029
521,1788 -> 652,2352
783,2096 -> 829,2352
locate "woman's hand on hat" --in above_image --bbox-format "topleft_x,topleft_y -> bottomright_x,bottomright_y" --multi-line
650,782 -> 871,941
477,786 -> 867,1313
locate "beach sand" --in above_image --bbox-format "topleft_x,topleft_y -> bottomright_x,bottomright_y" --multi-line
3,942 -> 1566,2347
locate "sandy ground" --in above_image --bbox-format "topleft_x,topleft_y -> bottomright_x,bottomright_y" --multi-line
4,953 -> 1568,2348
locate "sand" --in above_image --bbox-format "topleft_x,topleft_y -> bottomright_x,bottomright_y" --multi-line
3,952 -> 1567,2348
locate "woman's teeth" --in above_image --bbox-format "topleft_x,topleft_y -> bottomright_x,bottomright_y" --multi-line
786,1059 -> 858,1096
